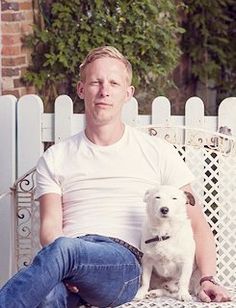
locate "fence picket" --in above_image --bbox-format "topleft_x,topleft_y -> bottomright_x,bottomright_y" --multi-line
17,95 -> 44,177
151,96 -> 171,125
55,95 -> 73,143
121,97 -> 138,126
185,97 -> 205,128
0,95 -> 17,287
185,97 -> 205,204
218,97 -> 236,135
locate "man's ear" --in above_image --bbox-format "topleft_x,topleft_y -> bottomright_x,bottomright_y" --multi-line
124,85 -> 135,103
130,85 -> 135,96
77,81 -> 84,99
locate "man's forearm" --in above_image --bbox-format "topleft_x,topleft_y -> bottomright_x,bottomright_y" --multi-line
39,193 -> 64,246
194,222 -> 217,277
40,224 -> 64,246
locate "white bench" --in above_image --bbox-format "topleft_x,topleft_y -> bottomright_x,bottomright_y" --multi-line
11,125 -> 236,307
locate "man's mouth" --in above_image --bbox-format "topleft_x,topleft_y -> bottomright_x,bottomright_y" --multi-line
95,102 -> 112,108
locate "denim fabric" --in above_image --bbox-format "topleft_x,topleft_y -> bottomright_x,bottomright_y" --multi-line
0,235 -> 141,308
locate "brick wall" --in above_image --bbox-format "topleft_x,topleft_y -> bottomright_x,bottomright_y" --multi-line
1,0 -> 35,97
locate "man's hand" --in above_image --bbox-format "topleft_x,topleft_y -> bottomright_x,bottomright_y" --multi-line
198,281 -> 231,302
65,283 -> 79,293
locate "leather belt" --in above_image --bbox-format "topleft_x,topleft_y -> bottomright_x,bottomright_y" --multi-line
108,236 -> 143,265
83,234 -> 143,265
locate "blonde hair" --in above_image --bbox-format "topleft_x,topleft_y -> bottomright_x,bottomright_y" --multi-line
79,46 -> 133,85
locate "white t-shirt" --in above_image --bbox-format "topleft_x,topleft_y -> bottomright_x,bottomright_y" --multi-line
35,125 -> 194,248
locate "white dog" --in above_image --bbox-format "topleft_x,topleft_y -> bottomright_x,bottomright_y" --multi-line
135,185 -> 197,301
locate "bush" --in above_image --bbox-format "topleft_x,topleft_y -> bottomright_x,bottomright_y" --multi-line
182,0 -> 236,103
24,0 -> 184,112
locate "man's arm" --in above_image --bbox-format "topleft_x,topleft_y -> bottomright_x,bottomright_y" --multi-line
181,184 -> 230,302
39,193 -> 64,247
39,193 -> 80,293
182,184 -> 216,277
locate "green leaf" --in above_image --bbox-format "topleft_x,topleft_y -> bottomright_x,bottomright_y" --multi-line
24,0 -> 186,110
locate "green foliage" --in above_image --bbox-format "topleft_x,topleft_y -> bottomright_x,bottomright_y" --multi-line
23,0 -> 183,111
182,0 -> 236,99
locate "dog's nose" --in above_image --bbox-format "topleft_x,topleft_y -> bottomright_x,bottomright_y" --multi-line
160,207 -> 169,215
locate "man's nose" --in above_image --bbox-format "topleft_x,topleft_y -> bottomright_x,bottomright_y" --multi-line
99,83 -> 110,97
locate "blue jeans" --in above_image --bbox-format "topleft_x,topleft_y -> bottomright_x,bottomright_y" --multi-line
0,235 -> 141,307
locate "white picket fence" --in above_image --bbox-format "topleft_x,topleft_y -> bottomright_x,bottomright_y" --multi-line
0,94 -> 236,287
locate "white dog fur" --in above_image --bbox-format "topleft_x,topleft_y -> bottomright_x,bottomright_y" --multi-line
136,185 -> 198,301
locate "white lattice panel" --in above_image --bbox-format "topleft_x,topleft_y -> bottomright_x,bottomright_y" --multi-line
179,146 -> 236,286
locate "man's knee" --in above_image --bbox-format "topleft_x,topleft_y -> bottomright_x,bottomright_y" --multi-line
32,237 -> 80,279
36,237 -> 79,264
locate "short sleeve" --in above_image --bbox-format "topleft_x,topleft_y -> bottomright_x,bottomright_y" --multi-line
159,140 -> 195,188
34,148 -> 62,200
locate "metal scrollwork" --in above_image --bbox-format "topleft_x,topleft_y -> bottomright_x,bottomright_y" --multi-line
148,127 -> 158,136
202,132 -> 235,156
18,169 -> 36,192
14,167 -> 40,270
146,126 -> 178,144
139,125 -> 236,156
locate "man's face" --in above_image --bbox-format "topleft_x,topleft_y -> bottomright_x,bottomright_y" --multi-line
77,57 -> 134,126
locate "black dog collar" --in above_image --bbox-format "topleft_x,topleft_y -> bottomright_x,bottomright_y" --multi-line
145,235 -> 170,244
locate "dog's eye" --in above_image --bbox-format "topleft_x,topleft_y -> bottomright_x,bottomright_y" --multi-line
172,197 -> 177,200
155,196 -> 160,199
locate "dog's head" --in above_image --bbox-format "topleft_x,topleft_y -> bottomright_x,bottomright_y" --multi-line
144,185 -> 195,222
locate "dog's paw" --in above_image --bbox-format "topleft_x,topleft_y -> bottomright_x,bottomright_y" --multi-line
162,281 -> 179,293
146,289 -> 164,298
177,290 -> 192,301
134,287 -> 149,301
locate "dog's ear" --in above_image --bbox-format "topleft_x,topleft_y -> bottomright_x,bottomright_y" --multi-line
143,189 -> 152,203
144,188 -> 157,203
184,191 -> 195,206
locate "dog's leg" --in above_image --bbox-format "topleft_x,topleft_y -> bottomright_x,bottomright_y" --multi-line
147,279 -> 179,299
134,256 -> 153,300
176,260 -> 193,301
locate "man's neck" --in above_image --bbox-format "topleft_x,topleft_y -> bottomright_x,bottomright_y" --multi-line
85,122 -> 125,146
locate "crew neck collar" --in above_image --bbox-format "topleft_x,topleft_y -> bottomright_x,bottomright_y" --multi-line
83,125 -> 128,149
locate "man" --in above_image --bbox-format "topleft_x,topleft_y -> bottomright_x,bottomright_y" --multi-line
0,46 -> 230,307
